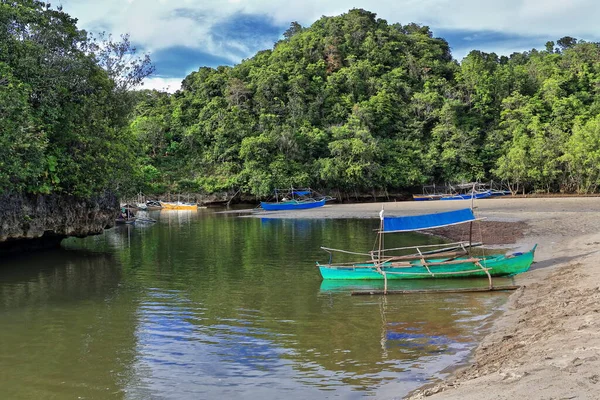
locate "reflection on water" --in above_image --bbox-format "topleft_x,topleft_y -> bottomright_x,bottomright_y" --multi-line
0,209 -> 511,399
0,250 -> 137,399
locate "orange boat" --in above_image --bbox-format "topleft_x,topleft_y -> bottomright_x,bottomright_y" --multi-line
159,201 -> 198,211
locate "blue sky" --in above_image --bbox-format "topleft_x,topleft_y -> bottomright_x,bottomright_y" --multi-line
60,0 -> 600,91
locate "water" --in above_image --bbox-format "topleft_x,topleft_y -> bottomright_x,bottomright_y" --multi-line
0,208 -> 513,399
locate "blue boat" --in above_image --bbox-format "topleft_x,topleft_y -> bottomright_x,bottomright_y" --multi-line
261,198 -> 327,211
260,188 -> 333,211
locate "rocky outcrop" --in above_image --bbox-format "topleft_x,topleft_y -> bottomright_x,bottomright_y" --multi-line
0,192 -> 119,253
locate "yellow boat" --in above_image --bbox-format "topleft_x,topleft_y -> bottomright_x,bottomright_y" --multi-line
159,201 -> 198,210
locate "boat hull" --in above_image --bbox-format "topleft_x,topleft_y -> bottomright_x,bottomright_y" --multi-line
318,247 -> 535,280
490,190 -> 511,196
159,202 -> 198,210
261,198 -> 326,211
440,191 -> 492,200
115,218 -> 136,224
412,194 -> 444,201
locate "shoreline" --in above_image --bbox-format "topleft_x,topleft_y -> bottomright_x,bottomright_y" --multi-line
248,197 -> 600,399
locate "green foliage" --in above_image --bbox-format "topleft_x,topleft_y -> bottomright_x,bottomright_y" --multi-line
0,63 -> 48,192
6,4 -> 600,198
562,115 -> 600,193
130,9 -> 459,196
0,0 -> 152,198
130,9 -> 600,196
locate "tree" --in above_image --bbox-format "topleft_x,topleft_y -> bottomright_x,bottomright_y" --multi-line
562,116 -> 600,193
283,22 -> 303,39
557,36 -> 578,52
0,0 -> 154,197
89,33 -> 155,92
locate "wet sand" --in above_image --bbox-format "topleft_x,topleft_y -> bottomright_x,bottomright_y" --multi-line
250,197 -> 600,400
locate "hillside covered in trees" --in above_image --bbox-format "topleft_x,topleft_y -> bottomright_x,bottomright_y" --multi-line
130,9 -> 600,198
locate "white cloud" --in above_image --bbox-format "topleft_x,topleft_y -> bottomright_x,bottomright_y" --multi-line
141,77 -> 183,93
60,0 -> 600,65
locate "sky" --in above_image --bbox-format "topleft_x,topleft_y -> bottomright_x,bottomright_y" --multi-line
59,0 -> 600,92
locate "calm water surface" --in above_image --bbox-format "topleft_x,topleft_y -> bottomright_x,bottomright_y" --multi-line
0,208 -> 514,399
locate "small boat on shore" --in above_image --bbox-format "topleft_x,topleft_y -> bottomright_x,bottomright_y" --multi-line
412,194 -> 445,201
144,200 -> 163,210
412,184 -> 448,201
490,189 -> 512,196
317,208 -> 536,292
261,198 -> 327,211
415,182 -> 510,201
260,188 -> 334,211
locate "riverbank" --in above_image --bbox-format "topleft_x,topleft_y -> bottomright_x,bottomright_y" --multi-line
251,197 -> 600,400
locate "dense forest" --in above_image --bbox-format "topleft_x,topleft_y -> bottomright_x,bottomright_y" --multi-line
131,9 -> 600,197
4,4 -> 600,201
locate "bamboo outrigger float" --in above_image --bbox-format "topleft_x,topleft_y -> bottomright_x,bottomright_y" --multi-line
316,208 -> 536,294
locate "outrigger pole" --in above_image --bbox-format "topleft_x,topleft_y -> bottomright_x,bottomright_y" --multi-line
351,286 -> 521,296
469,182 -> 475,255
377,206 -> 388,294
469,183 -> 494,290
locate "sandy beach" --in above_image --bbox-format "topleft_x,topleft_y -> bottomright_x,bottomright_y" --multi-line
251,197 -> 600,399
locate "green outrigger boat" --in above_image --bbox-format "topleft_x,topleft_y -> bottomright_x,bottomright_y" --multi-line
317,208 -> 536,290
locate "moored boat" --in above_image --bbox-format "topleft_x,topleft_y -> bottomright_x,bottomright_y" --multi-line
412,184 -> 448,201
260,188 -> 334,211
317,208 -> 536,291
145,200 -> 163,210
116,206 -> 136,224
318,248 -> 535,280
159,201 -> 198,210
261,198 -> 326,211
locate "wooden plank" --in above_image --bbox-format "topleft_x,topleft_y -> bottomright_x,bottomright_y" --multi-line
351,285 -> 521,296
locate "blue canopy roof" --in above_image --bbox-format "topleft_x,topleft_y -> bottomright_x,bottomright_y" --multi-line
383,208 -> 476,233
292,190 -> 311,196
